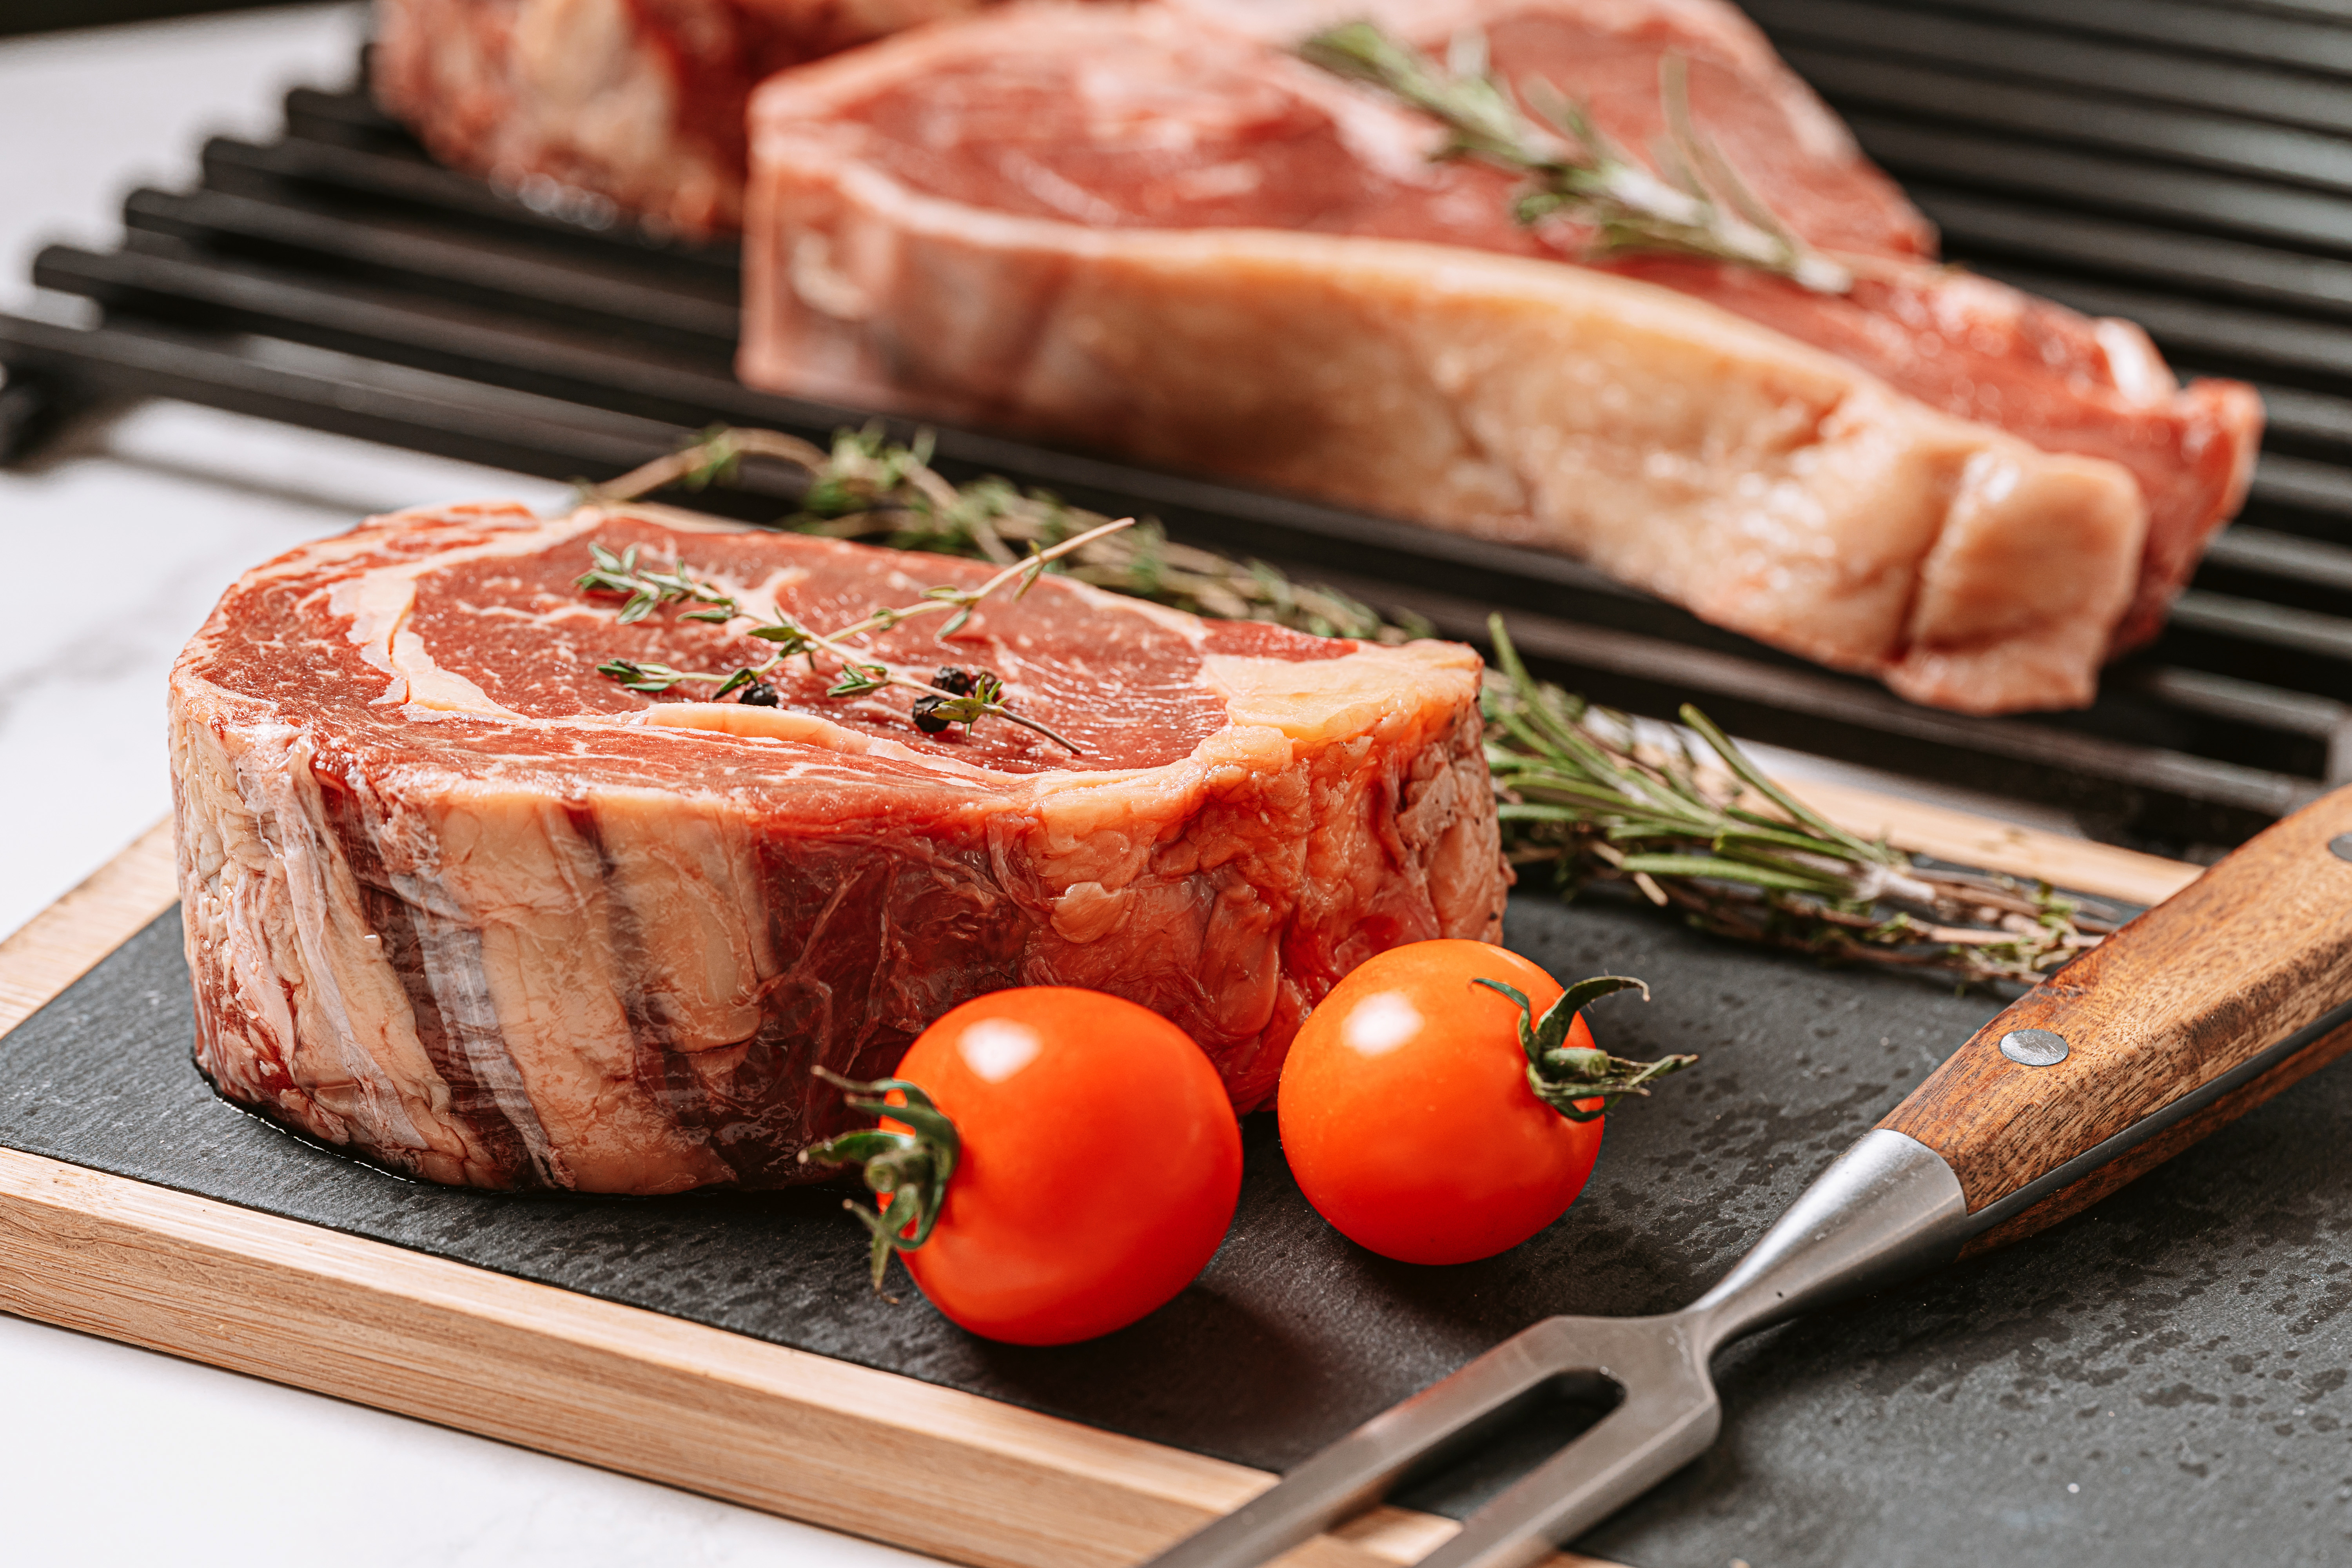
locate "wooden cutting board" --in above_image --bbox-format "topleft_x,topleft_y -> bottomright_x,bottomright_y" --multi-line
10,800 -> 2288,1568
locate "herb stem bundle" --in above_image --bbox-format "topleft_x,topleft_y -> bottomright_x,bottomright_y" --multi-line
1482,617 -> 2114,984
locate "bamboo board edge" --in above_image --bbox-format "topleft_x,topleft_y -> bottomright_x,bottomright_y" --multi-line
0,1143 -> 1555,1568
0,822 -> 1617,1568
0,802 -> 2200,1567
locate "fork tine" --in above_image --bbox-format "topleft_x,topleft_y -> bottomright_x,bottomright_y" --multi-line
1417,1379 -> 1722,1568
1140,1317 -> 1599,1568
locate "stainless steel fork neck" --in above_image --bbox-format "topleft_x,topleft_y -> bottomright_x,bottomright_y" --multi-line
1136,1131 -> 1976,1568
1680,1128 -> 1973,1355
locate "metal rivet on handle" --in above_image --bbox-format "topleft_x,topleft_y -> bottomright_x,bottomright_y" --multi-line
2332,833 -> 2352,864
2000,1028 -> 2071,1067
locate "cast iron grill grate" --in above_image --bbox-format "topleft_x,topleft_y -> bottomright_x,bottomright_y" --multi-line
4,2 -> 2348,852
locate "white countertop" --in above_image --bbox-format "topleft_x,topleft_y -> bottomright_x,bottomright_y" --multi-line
0,10 -> 930,1564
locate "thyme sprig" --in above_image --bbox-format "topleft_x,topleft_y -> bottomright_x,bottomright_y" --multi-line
575,542 -> 739,625
577,515 -> 1131,754
1298,22 -> 1850,294
589,424 -> 1430,642
790,428 -> 1428,641
582,425 -> 2110,985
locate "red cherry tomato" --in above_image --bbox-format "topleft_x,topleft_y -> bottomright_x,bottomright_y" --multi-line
1278,940 -> 1610,1265
886,987 -> 1243,1345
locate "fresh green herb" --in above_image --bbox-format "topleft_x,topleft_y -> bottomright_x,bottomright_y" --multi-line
574,490 -> 1127,755
1480,615 -> 2116,984
576,541 -> 739,625
770,426 -> 1428,642
1298,22 -> 1851,294
594,656 -> 705,695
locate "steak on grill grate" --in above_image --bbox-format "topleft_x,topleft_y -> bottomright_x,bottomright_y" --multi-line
735,0 -> 2260,714
169,502 -> 1502,1193
371,0 -> 1022,236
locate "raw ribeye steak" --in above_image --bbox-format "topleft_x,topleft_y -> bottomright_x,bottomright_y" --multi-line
169,501 -> 1503,1194
737,0 -> 2259,714
1171,0 -> 1937,263
371,0 -> 1020,235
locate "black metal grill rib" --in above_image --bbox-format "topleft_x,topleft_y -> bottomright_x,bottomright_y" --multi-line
1806,8 -> 2348,137
5,3 -> 2351,852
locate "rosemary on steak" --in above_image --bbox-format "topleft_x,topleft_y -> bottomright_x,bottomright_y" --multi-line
584,425 -> 2110,984
578,504 -> 1133,754
1298,22 -> 1851,294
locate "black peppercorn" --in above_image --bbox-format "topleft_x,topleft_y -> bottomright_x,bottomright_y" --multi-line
737,681 -> 780,707
913,666 -> 991,734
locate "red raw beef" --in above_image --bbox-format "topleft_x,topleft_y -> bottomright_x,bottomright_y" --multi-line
736,0 -> 2260,712
170,501 -> 1503,1192
371,0 -> 1024,235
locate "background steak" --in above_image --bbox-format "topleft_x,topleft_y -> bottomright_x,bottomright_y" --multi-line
372,0 -> 1018,235
169,501 -> 1503,1193
737,1 -> 2235,713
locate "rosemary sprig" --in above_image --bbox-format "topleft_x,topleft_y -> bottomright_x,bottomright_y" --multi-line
789,429 -> 1429,642
576,514 -> 1130,754
1480,615 -> 2116,985
588,424 -> 1431,643
1298,22 -> 1851,294
581,425 -> 2109,984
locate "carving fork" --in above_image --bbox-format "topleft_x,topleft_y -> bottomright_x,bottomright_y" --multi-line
1145,788 -> 2352,1568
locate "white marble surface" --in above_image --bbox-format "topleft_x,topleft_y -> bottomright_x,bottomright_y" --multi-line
0,1312 -> 928,1568
0,11 -> 933,1566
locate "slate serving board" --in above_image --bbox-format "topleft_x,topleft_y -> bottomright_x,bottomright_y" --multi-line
6,894 -> 2351,1567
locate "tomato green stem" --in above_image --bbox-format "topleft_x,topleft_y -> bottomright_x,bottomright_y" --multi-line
1473,975 -> 1696,1123
798,1068 -> 961,1294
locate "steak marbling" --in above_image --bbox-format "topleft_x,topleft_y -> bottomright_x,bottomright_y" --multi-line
170,502 -> 1502,1193
736,0 -> 2260,713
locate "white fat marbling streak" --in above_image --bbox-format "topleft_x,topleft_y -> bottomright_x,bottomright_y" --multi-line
1343,993 -> 1423,1058
960,1019 -> 1044,1082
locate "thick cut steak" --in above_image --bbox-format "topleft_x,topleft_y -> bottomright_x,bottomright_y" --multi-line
169,502 -> 1502,1193
371,0 -> 1016,235
736,0 -> 2260,713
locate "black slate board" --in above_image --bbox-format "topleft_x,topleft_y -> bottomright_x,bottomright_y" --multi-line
7,895 -> 2352,1566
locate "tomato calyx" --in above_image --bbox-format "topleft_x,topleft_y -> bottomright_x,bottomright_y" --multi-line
798,1068 -> 961,1295
1472,975 -> 1697,1123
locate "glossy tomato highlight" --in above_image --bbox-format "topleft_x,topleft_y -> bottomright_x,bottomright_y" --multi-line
1278,941 -> 1612,1265
886,987 -> 1242,1345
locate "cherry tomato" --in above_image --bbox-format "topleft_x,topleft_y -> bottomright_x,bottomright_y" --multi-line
1278,940 -> 1611,1265
885,987 -> 1243,1345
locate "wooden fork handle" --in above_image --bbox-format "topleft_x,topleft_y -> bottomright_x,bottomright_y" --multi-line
1878,785 -> 2352,1250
